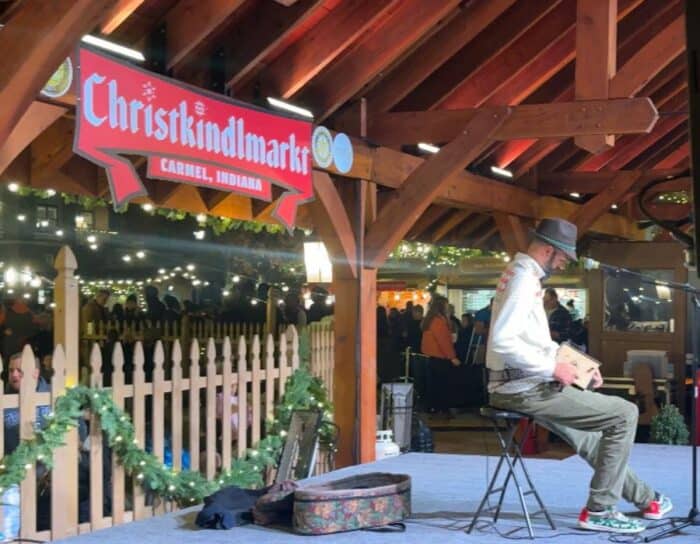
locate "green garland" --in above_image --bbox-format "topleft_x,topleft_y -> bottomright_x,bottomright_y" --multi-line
0,368 -> 335,505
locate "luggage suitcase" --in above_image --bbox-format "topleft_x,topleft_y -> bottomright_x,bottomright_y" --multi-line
293,473 -> 411,534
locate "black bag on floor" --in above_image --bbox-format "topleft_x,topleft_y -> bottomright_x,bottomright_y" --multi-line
410,413 -> 433,453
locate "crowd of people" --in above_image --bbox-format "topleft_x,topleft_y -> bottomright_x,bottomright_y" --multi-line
376,288 -> 588,416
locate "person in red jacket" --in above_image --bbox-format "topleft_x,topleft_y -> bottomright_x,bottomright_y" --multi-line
421,295 -> 460,414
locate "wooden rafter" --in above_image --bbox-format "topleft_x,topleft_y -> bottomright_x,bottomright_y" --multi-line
574,0 -> 617,153
308,171 -> 357,279
609,15 -> 685,98
397,0 -> 560,112
568,171 -> 642,236
297,0 -> 462,121
260,0 -> 397,99
365,98 -> 658,146
653,142 -> 690,169
436,0 -> 576,110
481,0 -> 669,174
0,0 -> 119,148
431,209 -> 472,243
363,108 -> 510,269
473,225 -> 499,249
363,0 -> 516,114
0,102 -> 65,176
455,214 -> 493,243
493,213 -> 529,255
225,0 -> 326,91
166,0 -> 247,70
406,205 -> 451,240
100,0 -> 144,34
535,169 -> 685,195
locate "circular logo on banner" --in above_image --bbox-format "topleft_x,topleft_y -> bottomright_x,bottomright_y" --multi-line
41,57 -> 73,99
312,126 -> 333,169
332,132 -> 353,174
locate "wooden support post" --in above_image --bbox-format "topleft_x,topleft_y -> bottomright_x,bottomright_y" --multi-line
574,0 -> 617,153
51,246 -> 79,538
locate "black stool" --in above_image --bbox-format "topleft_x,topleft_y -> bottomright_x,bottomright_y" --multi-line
467,406 -> 556,539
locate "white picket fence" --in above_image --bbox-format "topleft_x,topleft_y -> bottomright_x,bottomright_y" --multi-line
0,322 -> 334,540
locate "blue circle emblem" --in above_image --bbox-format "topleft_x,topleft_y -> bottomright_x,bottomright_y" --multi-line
332,132 -> 353,174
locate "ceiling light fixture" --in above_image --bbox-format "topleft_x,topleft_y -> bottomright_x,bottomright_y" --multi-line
81,34 -> 145,62
266,97 -> 314,119
570,192 -> 581,198
417,142 -> 440,154
490,165 -> 513,178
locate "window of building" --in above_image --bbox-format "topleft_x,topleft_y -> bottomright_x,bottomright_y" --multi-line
75,211 -> 94,230
36,205 -> 58,228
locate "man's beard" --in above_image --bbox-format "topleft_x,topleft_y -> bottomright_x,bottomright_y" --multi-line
541,252 -> 558,281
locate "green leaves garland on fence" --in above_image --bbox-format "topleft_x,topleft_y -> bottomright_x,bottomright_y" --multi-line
0,368 -> 335,505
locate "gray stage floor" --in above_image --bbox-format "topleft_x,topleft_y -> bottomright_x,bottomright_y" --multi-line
58,444 -> 699,543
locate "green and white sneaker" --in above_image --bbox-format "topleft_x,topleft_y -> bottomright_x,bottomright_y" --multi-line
578,507 -> 645,534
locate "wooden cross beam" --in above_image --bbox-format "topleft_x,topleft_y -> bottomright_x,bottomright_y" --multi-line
568,171 -> 642,236
574,0 -> 617,153
308,171 -> 358,279
363,98 -> 658,146
0,0 -> 120,148
363,107 -> 511,269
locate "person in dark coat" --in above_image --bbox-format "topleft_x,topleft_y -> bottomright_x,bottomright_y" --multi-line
543,287 -> 572,344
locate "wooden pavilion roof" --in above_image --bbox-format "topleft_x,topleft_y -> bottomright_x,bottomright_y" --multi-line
0,0 -> 692,254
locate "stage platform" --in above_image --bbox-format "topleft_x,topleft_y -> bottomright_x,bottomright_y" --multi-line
58,444 -> 699,543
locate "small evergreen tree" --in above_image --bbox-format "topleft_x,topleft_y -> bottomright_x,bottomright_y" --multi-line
650,404 -> 689,445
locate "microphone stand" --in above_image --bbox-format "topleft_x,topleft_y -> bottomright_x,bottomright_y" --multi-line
589,260 -> 699,541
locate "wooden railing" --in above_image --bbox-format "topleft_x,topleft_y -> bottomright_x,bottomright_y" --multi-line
0,321 -> 335,540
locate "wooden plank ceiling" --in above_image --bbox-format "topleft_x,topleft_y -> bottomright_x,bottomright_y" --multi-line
0,0 -> 691,253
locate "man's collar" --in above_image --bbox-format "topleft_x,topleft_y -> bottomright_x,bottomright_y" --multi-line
513,252 -> 546,279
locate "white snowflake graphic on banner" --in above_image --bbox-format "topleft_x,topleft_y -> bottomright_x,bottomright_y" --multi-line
142,81 -> 156,102
194,101 -> 206,116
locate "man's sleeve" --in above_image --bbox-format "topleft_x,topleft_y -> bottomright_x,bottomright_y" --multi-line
489,275 -> 557,376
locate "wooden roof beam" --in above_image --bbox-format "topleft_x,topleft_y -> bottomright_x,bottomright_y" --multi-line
100,0 -> 144,34
320,131 -> 640,237
406,205 -> 451,240
396,0 -> 561,112
258,0 -> 397,99
363,0 -> 516,115
568,171 -> 642,236
535,169 -> 686,195
0,0 -> 119,149
308,171 -> 357,279
493,213 -> 529,255
484,1 -> 677,174
364,98 -> 658,146
431,210 -> 473,244
652,142 -> 690,169
574,0 -> 617,154
473,225 -> 499,249
224,0 -> 326,91
363,108 -> 510,269
435,0 -> 576,110
609,15 -> 686,98
166,0 -> 247,70
0,103 -> 65,177
297,0 -> 462,121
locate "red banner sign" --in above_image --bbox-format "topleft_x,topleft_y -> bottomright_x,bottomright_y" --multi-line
73,47 -> 313,229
